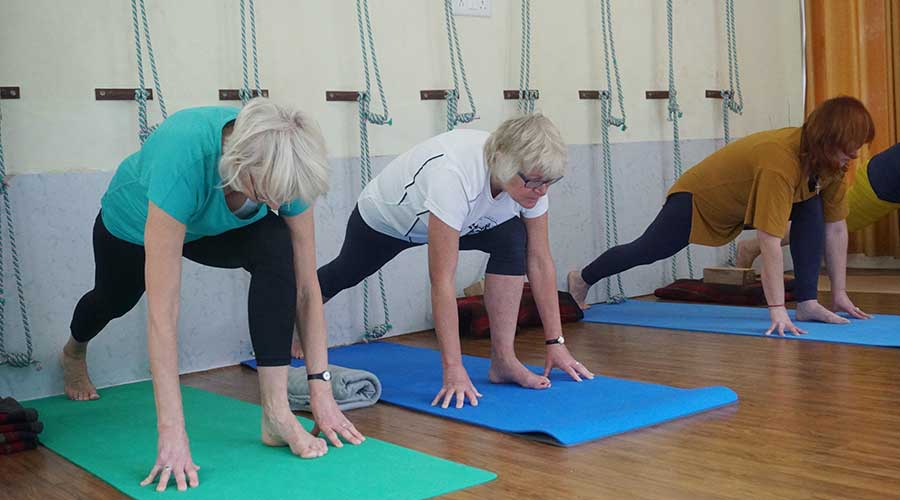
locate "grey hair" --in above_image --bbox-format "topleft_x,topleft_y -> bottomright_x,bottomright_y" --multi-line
483,113 -> 567,183
219,98 -> 330,206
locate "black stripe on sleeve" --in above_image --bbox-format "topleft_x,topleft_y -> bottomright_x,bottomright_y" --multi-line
397,154 -> 445,205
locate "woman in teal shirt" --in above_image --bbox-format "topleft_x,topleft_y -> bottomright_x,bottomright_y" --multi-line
62,99 -> 363,492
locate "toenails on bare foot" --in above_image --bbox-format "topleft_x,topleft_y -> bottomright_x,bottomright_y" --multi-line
60,348 -> 99,401
489,358 -> 551,389
795,301 -> 850,324
261,412 -> 328,459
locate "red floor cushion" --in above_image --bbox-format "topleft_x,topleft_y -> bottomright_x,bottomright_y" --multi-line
654,278 -> 796,306
457,283 -> 584,338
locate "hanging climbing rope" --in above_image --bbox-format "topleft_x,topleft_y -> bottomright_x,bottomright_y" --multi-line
666,0 -> 695,281
442,0 -> 477,131
722,0 -> 744,266
356,0 -> 392,340
238,0 -> 262,105
598,0 -> 627,304
517,0 -> 537,114
0,103 -> 35,368
131,0 -> 167,144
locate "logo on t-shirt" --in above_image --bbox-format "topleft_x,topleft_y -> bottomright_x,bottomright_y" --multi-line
465,216 -> 498,235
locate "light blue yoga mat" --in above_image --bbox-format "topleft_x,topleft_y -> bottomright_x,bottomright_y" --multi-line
243,343 -> 738,446
582,300 -> 900,346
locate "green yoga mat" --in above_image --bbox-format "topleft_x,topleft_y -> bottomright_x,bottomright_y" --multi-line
27,382 -> 495,499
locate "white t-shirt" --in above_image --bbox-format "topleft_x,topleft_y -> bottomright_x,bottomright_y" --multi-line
358,129 -> 548,243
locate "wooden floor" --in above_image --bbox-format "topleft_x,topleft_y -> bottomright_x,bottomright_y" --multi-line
3,273 -> 900,499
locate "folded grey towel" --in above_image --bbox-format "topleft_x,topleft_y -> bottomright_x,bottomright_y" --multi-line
287,365 -> 382,412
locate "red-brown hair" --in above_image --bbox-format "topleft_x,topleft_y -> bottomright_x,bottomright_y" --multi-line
800,96 -> 875,178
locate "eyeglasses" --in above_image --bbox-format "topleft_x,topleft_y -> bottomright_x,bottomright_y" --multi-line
517,172 -> 563,189
247,174 -> 272,204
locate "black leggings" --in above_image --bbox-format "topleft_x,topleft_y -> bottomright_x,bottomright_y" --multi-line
318,206 -> 527,301
580,192 -> 825,302
70,212 -> 297,366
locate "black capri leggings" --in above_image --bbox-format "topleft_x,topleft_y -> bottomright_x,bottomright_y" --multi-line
318,206 -> 527,301
580,192 -> 825,302
70,212 -> 297,366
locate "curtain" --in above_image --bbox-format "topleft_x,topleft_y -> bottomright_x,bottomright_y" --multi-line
805,0 -> 900,258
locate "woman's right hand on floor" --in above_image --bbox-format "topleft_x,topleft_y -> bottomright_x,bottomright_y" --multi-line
765,306 -> 807,336
140,426 -> 200,492
431,364 -> 482,409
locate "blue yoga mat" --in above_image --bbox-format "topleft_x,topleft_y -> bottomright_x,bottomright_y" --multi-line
582,300 -> 900,346
243,343 -> 737,446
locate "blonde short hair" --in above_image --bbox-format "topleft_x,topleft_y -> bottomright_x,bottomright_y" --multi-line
219,98 -> 330,206
483,113 -> 567,183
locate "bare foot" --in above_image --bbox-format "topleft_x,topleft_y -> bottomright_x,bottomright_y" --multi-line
795,301 -> 849,324
261,410 -> 327,459
61,341 -> 99,401
290,331 -> 304,359
567,271 -> 590,310
735,240 -> 760,268
489,357 -> 551,389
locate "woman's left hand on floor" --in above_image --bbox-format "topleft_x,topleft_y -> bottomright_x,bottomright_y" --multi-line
543,345 -> 595,382
309,395 -> 365,447
832,292 -> 873,319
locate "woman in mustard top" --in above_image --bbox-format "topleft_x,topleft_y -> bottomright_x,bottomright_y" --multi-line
568,96 -> 875,336
736,142 -> 900,264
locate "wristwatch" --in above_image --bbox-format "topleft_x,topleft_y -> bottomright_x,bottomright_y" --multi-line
545,336 -> 565,345
307,370 -> 332,382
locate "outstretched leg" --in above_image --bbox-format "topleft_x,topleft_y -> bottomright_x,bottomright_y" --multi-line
569,192 -> 693,308
65,214 -> 147,400
316,206 -> 416,302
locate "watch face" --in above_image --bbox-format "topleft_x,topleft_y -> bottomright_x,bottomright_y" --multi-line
558,336 -> 565,344
322,371 -> 332,381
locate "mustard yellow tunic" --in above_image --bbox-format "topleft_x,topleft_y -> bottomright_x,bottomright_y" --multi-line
669,128 -> 849,246
846,159 -> 900,231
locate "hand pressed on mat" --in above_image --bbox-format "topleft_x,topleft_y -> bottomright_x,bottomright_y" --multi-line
140,426 -> 200,493
832,291 -> 873,320
432,364 -> 483,409
765,306 -> 807,336
309,391 -> 365,447
543,344 -> 594,382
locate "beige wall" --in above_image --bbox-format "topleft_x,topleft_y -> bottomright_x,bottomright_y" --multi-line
0,0 -> 803,174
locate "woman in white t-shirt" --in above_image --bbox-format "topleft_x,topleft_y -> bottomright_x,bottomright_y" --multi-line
317,114 -> 594,409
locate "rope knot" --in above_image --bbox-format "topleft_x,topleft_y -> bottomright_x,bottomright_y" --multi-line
723,92 -> 743,114
367,115 -> 392,126
1,352 -> 35,368
607,116 -> 626,129
667,104 -> 682,121
364,323 -> 392,341
605,294 -> 627,305
667,91 -> 683,121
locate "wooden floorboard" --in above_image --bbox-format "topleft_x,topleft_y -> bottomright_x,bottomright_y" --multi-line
3,273 -> 900,499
